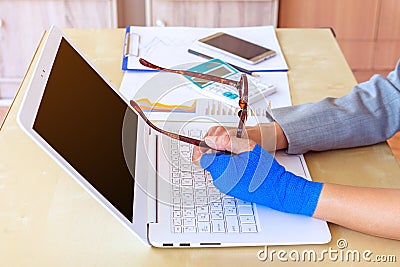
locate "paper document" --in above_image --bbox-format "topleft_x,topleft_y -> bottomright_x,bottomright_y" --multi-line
122,26 -> 288,72
119,70 -> 292,119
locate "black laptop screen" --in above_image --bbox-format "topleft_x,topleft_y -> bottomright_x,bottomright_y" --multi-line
33,38 -> 137,222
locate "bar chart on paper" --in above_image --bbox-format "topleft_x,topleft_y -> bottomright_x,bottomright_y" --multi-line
198,99 -> 268,117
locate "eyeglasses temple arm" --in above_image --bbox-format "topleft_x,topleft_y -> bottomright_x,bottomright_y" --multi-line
129,100 -> 231,154
139,58 -> 240,88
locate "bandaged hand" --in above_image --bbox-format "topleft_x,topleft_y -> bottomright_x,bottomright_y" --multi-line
193,135 -> 323,216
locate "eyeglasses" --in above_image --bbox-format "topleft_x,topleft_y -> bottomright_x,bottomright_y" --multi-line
129,59 -> 249,152
139,59 -> 248,137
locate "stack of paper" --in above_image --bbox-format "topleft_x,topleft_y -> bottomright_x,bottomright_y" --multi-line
119,25 -> 291,117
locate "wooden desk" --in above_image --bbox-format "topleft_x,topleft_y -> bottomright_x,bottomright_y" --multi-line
1,29 -> 399,266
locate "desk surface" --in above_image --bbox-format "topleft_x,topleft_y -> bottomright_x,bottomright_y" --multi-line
1,28 -> 399,266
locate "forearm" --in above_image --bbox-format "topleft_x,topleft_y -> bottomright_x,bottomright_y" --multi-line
197,133 -> 400,240
313,184 -> 400,240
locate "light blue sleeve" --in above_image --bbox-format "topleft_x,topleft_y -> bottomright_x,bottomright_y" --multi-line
272,60 -> 400,154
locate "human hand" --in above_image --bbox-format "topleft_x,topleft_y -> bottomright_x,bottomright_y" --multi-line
193,134 -> 323,216
192,122 -> 285,165
201,122 -> 288,153
192,127 -> 256,166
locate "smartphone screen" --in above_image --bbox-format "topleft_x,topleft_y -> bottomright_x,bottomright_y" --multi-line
198,32 -> 276,64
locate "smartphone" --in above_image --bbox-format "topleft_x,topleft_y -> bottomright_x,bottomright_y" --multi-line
198,32 -> 276,65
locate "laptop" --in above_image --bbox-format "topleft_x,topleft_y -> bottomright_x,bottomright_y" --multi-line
18,26 -> 331,247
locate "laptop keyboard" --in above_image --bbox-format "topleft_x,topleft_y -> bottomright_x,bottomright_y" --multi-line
169,129 -> 259,234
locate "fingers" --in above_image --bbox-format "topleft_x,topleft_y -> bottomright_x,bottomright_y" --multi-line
205,135 -> 256,155
193,125 -> 256,166
203,125 -> 255,153
192,145 -> 202,166
204,125 -> 226,137
193,126 -> 227,164
192,134 -> 231,166
200,126 -> 232,153
204,125 -> 236,138
204,134 -> 232,151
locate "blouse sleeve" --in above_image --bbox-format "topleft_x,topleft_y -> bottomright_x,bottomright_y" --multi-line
272,60 -> 400,154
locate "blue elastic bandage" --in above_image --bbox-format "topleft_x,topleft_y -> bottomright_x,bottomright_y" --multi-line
200,144 -> 323,216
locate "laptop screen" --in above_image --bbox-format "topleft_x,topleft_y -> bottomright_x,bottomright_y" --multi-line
33,38 -> 137,222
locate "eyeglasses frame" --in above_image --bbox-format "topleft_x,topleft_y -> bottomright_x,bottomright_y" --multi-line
129,58 -> 249,153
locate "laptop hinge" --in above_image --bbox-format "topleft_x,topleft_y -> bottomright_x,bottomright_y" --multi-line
146,129 -> 158,223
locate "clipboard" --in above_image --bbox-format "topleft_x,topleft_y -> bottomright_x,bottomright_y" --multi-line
122,27 -> 141,71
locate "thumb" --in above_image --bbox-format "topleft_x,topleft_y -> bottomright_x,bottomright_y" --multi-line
204,135 -> 256,154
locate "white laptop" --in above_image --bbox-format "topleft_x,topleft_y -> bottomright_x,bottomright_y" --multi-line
18,26 -> 331,247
